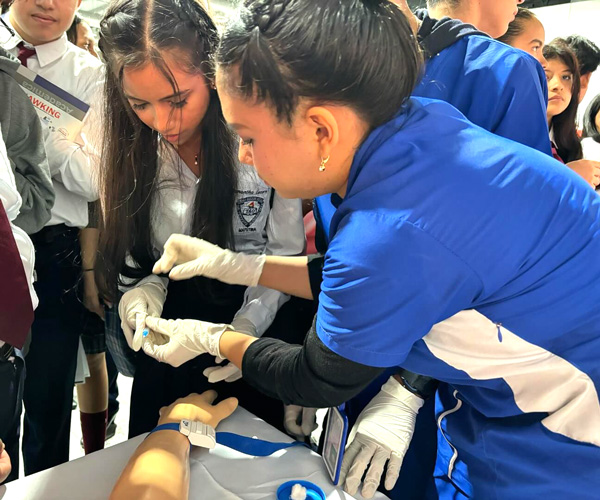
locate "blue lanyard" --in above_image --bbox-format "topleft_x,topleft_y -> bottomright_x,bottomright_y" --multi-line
148,423 -> 308,456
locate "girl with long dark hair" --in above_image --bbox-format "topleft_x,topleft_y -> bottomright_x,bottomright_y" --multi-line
500,30 -> 600,187
142,1 -> 600,498
544,39 -> 600,187
96,0 -> 307,437
544,39 -> 583,164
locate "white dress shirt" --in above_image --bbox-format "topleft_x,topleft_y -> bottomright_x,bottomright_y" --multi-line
0,125 -> 37,348
125,142 -> 306,337
582,137 -> 600,162
1,17 -> 104,228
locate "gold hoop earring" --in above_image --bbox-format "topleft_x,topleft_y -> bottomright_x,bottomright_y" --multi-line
319,156 -> 330,172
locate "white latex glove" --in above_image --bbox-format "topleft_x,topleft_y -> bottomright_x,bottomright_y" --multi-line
203,357 -> 243,383
142,316 -> 232,368
340,376 -> 424,499
284,405 -> 318,441
201,317 -> 257,383
153,234 -> 266,286
118,282 -> 167,351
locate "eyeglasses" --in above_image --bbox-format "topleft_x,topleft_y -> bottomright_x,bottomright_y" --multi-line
0,17 -> 15,45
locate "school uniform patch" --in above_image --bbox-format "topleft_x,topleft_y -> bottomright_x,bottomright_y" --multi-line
236,196 -> 264,227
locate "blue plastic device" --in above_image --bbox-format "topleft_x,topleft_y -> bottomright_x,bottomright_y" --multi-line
322,405 -> 349,485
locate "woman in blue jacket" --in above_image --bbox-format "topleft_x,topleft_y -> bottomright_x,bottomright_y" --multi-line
142,1 -> 600,498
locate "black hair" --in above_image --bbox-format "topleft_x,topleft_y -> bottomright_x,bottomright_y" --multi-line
97,0 -> 238,301
0,0 -> 11,15
66,14 -> 82,45
565,35 -> 600,76
216,0 -> 422,130
496,7 -> 537,46
583,93 -> 600,143
543,38 -> 582,163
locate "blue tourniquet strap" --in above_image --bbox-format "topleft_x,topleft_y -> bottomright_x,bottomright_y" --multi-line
216,432 -> 308,456
148,424 -> 308,456
149,423 -> 180,435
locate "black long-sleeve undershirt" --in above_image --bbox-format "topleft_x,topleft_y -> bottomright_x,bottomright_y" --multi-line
242,318 -> 385,408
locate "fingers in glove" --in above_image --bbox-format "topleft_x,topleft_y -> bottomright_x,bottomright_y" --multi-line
283,406 -> 304,438
168,260 -> 206,281
361,446 -> 390,499
132,312 -> 147,352
339,439 -> 363,494
343,440 -> 377,496
141,335 -> 162,360
121,319 -> 135,350
153,244 -> 179,275
300,408 -> 318,436
145,316 -> 176,336
141,335 -> 177,365
223,370 -> 243,383
203,363 -> 241,383
384,452 -> 404,491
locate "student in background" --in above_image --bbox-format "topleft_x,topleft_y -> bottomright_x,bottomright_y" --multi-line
582,94 -> 600,161
77,202 -> 112,455
565,35 -> 600,102
0,42 -> 53,236
66,11 -> 118,456
497,7 -> 547,69
66,14 -> 98,58
414,0 -> 550,154
1,0 -> 103,474
97,0 -> 307,439
0,128 -> 37,483
544,39 -> 600,187
0,29 -> 52,481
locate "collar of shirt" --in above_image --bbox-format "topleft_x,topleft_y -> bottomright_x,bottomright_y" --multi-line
2,15 -> 68,68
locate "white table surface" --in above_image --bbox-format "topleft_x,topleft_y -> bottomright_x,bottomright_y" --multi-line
0,407 -> 389,500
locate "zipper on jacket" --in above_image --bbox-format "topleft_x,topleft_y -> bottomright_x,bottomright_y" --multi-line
437,389 -> 463,479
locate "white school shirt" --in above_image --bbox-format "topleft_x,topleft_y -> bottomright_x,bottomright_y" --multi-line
1,17 -> 103,228
0,126 -> 37,348
127,143 -> 305,336
582,137 -> 600,162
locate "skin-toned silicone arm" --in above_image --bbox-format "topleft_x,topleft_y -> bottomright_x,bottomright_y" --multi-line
110,392 -> 238,500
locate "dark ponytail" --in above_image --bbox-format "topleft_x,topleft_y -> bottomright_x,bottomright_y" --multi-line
97,0 -> 238,301
217,0 -> 422,129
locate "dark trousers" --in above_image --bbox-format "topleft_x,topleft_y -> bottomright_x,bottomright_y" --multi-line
129,279 -> 315,437
23,226 -> 82,475
0,350 -> 25,483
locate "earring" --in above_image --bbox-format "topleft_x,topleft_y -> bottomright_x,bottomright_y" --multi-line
319,156 -> 330,172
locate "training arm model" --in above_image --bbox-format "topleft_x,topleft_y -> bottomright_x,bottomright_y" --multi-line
110,391 -> 237,500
